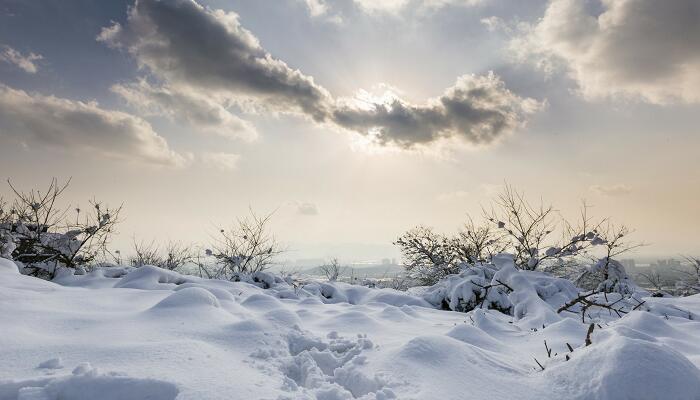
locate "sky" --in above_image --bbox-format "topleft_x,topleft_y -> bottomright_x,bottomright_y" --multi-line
0,0 -> 698,263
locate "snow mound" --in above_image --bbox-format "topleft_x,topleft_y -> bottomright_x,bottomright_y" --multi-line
546,334 -> 700,400
241,293 -> 285,309
115,265 -> 192,290
299,281 -> 431,307
0,363 -> 179,400
445,324 -> 504,353
37,358 -> 63,370
152,287 -> 221,309
0,258 -> 19,274
3,256 -> 700,399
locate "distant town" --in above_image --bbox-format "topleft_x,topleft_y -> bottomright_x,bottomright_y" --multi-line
276,256 -> 698,289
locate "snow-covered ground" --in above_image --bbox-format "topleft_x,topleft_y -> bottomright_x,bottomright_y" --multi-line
2,258 -> 700,400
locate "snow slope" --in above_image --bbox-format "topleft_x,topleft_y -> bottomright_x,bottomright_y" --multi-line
1,259 -> 700,400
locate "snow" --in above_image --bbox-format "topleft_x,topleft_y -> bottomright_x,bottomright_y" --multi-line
37,358 -> 63,370
2,259 -> 700,399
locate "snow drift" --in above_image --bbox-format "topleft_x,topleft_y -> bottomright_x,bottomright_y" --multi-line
1,259 -> 700,400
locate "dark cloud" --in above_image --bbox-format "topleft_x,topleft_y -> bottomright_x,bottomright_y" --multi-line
332,73 -> 541,148
512,0 -> 700,104
0,84 -> 189,166
98,0 -> 331,121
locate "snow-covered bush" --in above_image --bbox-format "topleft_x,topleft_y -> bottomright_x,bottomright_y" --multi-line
417,253 -> 650,326
0,179 -> 120,279
422,263 -> 512,313
420,255 -> 581,324
573,224 -> 642,294
581,258 -> 637,295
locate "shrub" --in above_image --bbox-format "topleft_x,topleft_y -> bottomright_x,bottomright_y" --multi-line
0,179 -> 121,279
208,210 -> 284,279
396,185 -> 639,285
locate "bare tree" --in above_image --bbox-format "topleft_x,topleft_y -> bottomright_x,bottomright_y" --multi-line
1,178 -> 121,278
319,257 -> 346,281
395,185 -> 640,286
210,210 -> 284,279
484,185 -> 610,271
674,256 -> 700,296
394,225 -> 460,285
454,218 -> 507,264
637,270 -> 665,293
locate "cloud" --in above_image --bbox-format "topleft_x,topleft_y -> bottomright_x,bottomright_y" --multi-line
201,152 -> 240,171
510,0 -> 700,104
353,0 -> 482,14
436,190 -> 470,201
0,84 -> 189,167
0,45 -> 42,73
304,0 -> 482,17
436,183 -> 501,201
296,202 -> 319,216
332,72 -> 542,148
99,0 -> 538,149
111,80 -> 257,141
98,0 -> 332,121
590,184 -> 632,197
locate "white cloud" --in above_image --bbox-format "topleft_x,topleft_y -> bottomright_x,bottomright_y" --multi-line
201,152 -> 240,171
0,84 -> 189,167
590,184 -> 633,197
111,80 -> 257,141
510,0 -> 700,104
436,190 -> 470,201
301,0 -> 483,20
296,202 -> 319,215
0,45 -> 42,74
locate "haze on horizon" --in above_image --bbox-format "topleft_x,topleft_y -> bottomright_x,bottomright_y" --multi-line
0,0 -> 698,263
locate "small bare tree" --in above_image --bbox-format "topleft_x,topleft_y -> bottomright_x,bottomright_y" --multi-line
674,256 -> 700,296
130,239 -> 162,267
637,270 -> 665,293
129,239 -> 193,271
319,257 -> 346,281
160,241 -> 193,271
210,210 -> 284,279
